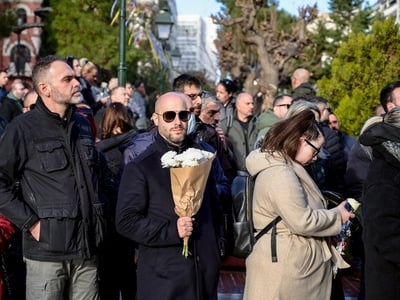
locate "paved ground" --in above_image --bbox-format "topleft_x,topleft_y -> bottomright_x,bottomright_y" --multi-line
217,266 -> 361,300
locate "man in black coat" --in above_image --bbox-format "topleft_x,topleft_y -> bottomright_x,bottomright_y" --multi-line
116,92 -> 223,300
359,106 -> 400,300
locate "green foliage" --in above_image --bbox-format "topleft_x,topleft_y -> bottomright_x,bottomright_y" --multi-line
305,0 -> 373,84
40,0 -> 150,83
0,10 -> 16,39
318,18 -> 400,136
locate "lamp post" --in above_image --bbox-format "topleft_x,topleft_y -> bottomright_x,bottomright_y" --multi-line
12,23 -> 44,77
118,0 -> 127,86
170,47 -> 182,70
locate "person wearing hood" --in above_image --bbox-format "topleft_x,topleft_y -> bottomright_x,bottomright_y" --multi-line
359,106 -> 400,300
291,68 -> 316,100
243,110 -> 353,300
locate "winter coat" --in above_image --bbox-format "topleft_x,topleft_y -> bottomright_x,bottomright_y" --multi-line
291,82 -> 316,100
0,94 -> 23,122
96,129 -> 137,178
219,98 -> 235,121
244,149 -> 348,300
219,115 -> 258,172
190,118 -> 236,183
0,97 -> 114,261
345,140 -> 372,201
116,133 -> 223,300
320,123 -> 347,193
359,122 -> 400,300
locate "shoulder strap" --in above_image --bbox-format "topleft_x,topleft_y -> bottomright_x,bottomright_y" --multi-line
254,216 -> 282,262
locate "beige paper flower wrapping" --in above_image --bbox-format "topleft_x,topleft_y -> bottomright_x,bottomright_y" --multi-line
163,149 -> 215,257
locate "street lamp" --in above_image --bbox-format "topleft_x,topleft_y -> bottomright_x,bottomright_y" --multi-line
154,9 -> 174,41
170,47 -> 181,69
12,23 -> 44,76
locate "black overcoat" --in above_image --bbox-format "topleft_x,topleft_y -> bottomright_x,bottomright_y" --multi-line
116,133 -> 221,300
360,122 -> 400,300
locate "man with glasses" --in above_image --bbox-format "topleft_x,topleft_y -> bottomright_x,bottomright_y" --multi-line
116,92 -> 223,300
173,74 -> 236,183
255,94 -> 293,148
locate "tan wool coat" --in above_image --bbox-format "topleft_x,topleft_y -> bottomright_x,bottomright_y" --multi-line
243,150 -> 349,300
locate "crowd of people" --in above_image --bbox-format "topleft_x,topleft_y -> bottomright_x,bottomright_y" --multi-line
0,58 -> 397,300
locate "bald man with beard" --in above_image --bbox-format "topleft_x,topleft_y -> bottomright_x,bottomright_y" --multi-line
116,92 -> 224,300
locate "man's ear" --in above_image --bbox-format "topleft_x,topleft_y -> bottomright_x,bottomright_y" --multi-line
152,113 -> 159,126
387,102 -> 396,112
38,82 -> 50,98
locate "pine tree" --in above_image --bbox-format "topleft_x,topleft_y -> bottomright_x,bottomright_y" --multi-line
318,17 -> 400,136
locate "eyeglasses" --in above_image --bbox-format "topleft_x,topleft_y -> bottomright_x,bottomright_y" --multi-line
275,104 -> 291,109
305,139 -> 321,157
185,92 -> 204,100
155,110 -> 191,123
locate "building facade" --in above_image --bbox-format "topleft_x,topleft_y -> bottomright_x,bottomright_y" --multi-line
176,15 -> 218,82
0,0 -> 44,77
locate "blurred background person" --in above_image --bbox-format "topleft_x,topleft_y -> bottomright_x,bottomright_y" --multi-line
291,68 -> 316,100
22,90 -> 37,113
0,79 -> 25,122
329,111 -> 356,163
0,70 -> 8,100
216,78 -> 238,120
199,95 -> 221,126
96,102 -> 137,300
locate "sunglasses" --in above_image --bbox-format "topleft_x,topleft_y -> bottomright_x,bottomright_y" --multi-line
155,110 -> 191,123
305,139 -> 321,157
185,92 -> 204,100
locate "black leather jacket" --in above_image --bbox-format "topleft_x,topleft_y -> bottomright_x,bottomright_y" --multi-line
0,97 -> 114,261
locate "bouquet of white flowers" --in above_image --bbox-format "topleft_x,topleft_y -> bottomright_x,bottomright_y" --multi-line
161,148 -> 215,257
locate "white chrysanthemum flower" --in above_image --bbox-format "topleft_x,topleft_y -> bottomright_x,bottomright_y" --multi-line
160,148 -> 213,168
161,151 -> 178,168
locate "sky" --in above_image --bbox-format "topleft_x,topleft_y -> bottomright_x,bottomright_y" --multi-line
176,0 -> 330,17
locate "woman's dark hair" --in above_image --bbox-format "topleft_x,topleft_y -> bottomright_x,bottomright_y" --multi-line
101,103 -> 133,139
65,56 -> 75,69
218,78 -> 238,94
261,110 -> 321,162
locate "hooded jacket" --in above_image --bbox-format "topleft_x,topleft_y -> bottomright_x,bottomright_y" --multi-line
359,122 -> 400,300
243,149 -> 347,300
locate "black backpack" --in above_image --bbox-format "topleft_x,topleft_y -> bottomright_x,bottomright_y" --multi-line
231,171 -> 281,259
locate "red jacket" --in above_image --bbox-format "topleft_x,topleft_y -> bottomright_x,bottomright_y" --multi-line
0,214 -> 16,299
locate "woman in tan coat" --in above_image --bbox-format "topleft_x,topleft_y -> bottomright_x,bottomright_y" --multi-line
244,110 -> 353,300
